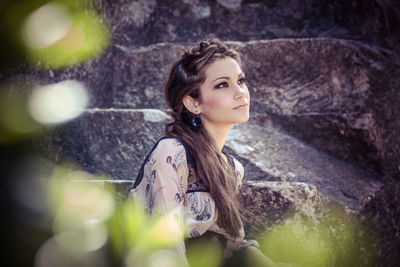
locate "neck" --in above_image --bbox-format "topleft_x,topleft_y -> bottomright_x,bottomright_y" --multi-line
203,121 -> 231,152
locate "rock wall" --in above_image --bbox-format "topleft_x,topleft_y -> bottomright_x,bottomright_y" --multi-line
360,178 -> 400,266
96,0 -> 400,51
2,0 -> 400,266
29,38 -> 400,182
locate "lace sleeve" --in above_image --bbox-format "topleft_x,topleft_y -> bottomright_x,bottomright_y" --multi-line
130,138 -> 189,266
146,138 -> 188,215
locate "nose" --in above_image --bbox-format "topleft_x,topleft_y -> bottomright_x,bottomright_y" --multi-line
234,83 -> 248,100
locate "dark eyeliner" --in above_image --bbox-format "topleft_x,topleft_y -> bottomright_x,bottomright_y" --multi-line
215,82 -> 227,89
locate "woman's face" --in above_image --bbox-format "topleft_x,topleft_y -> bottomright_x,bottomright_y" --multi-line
197,57 -> 250,128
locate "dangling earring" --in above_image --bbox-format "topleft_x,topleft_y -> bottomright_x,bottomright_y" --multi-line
191,114 -> 202,128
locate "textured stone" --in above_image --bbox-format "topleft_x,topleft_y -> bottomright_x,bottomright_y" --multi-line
111,38 -> 387,110
117,0 -> 156,28
47,48 -> 115,108
238,180 -> 342,236
39,109 -> 171,181
238,38 -> 400,180
2,0 -> 399,265
110,38 -> 400,181
97,0 -> 400,52
0,47 -> 115,108
216,0 -> 242,10
38,107 -> 383,211
226,121 -> 382,211
112,43 -> 185,109
240,180 -> 379,266
238,39 -> 376,116
3,2 -> 399,180
360,178 -> 400,266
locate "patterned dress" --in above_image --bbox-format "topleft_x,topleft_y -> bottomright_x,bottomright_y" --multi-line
129,136 -> 246,261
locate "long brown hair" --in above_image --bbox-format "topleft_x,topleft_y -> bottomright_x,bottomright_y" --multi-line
163,38 -> 243,237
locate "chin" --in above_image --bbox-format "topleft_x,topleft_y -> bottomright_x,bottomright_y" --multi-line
235,115 -> 250,124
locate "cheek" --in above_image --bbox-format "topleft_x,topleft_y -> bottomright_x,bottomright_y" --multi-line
202,95 -> 229,109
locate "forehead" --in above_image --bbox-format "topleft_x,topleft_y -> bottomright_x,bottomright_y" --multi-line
204,57 -> 242,81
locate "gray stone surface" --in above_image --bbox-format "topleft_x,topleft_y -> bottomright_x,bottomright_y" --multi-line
2,0 -> 400,265
109,38 -> 400,181
7,38 -> 399,182
39,109 -> 171,181
226,121 -> 382,211
0,47 -> 115,108
360,178 -> 400,265
39,107 -> 382,212
112,43 -> 185,109
239,180 -> 379,266
237,38 -> 400,180
3,2 -> 399,181
96,0 -> 400,52
239,180 -> 342,236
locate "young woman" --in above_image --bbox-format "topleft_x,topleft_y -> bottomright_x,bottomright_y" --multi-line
129,38 -> 291,267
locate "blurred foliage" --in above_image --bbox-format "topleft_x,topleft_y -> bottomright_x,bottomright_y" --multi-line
1,151 -> 380,266
1,0 -> 109,68
260,209 -> 379,267
0,84 -> 42,143
185,240 -> 223,267
13,162 -> 226,267
0,3 -> 382,263
34,163 -> 188,267
0,78 -> 89,143
39,165 -> 379,267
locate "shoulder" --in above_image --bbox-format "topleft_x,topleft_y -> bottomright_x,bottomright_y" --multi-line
156,136 -> 186,150
131,137 -> 191,191
154,136 -> 192,154
151,136 -> 191,165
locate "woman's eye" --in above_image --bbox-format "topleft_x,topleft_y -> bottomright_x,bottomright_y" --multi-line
215,82 -> 228,89
238,78 -> 246,84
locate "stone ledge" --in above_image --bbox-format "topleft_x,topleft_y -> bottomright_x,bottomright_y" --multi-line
239,180 -> 344,237
65,178 -> 343,239
37,108 -> 383,212
228,122 -> 382,212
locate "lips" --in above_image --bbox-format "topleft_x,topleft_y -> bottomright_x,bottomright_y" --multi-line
233,103 -> 249,109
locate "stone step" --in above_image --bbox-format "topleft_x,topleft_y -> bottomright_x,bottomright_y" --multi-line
108,38 -> 400,180
39,108 -> 382,212
39,108 -> 170,182
46,176 -> 346,239
8,38 -> 400,181
226,120 -> 382,211
96,0 -> 399,50
111,38 -> 394,110
239,180 -> 347,237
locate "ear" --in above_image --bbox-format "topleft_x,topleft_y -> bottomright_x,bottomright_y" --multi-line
182,95 -> 201,114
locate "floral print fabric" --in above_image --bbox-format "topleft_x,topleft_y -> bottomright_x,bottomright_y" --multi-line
129,137 -> 245,258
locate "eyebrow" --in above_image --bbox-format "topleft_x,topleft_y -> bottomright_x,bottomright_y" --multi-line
212,76 -> 229,83
212,72 -> 245,83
